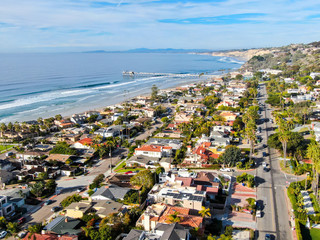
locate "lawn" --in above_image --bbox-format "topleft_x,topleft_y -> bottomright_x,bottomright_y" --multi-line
279,160 -> 295,174
0,145 -> 13,152
310,228 -> 320,240
113,160 -> 145,173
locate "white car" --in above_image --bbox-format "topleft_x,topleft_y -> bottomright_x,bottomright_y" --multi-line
220,168 -> 232,172
262,162 -> 267,168
256,210 -> 262,218
0,231 -> 7,239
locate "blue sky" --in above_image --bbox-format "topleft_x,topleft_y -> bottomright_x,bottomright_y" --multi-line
0,0 -> 320,52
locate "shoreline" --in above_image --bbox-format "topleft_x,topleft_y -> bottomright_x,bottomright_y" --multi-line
6,73 -> 224,124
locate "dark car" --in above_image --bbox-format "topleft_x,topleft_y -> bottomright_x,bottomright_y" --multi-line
263,144 -> 267,148
262,152 -> 267,157
264,167 -> 270,172
44,199 -> 53,205
265,233 -> 274,240
51,206 -> 61,212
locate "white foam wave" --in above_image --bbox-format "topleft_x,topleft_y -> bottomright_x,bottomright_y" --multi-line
218,57 -> 244,64
0,88 -> 94,111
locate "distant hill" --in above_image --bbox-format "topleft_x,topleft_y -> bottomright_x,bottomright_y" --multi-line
84,48 -> 210,53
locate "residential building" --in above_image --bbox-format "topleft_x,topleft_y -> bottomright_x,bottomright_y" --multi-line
135,145 -> 172,158
43,216 -> 81,235
137,204 -> 203,233
124,223 -> 190,240
90,185 -> 130,201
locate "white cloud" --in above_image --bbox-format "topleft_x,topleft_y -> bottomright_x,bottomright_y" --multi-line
0,0 -> 319,52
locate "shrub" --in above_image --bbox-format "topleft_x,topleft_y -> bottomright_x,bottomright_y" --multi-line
60,194 -> 83,208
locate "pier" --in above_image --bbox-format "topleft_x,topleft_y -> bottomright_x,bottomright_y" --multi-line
122,71 -> 217,78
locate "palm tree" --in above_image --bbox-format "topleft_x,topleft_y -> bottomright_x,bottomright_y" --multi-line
245,120 -> 257,160
278,120 -> 290,167
167,211 -> 182,223
198,206 -> 211,218
307,142 -> 320,200
0,123 -> 7,138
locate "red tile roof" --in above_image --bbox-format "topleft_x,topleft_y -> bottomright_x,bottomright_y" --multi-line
77,138 -> 93,145
135,145 -> 172,152
175,177 -> 193,187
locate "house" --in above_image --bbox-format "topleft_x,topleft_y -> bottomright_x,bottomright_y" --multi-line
94,125 -> 123,138
0,170 -> 14,187
16,151 -> 46,161
92,200 -> 123,218
137,204 -> 203,233
135,145 -> 172,158
106,174 -> 133,188
47,154 -> 72,163
54,119 -> 74,129
65,201 -> 92,219
0,196 -> 15,217
90,185 -> 130,201
210,131 -> 230,146
220,111 -> 237,121
85,111 -> 102,120
0,159 -> 14,171
65,199 -> 123,219
70,114 -> 87,124
127,155 -> 159,169
71,138 -> 93,150
151,188 -> 206,210
146,138 -> 182,151
124,223 -> 190,240
44,216 -> 82,235
174,113 -> 192,124
60,166 -> 77,177
23,233 -> 78,240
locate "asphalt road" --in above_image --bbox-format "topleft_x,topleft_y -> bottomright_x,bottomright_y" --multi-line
256,83 -> 294,240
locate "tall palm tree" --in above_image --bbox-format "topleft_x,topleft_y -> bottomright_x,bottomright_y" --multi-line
307,142 -> 320,200
278,119 -> 290,167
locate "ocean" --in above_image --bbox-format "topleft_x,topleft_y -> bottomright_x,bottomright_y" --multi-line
0,52 -> 244,123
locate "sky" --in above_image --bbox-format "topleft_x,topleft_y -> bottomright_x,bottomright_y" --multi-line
1,0 -> 320,52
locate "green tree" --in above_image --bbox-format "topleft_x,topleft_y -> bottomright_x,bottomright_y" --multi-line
151,84 -> 159,101
30,181 -> 45,198
28,223 -> 43,234
220,145 -> 242,167
7,222 -> 19,234
0,217 -> 7,229
55,114 -> 62,121
130,170 -> 155,189
307,142 -> 320,201
45,179 -> 57,193
38,172 -> 48,180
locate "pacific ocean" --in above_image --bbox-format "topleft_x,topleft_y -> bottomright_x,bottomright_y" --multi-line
0,52 -> 244,123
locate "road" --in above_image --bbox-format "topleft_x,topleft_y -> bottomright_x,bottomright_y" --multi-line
256,83 -> 295,240
134,122 -> 162,141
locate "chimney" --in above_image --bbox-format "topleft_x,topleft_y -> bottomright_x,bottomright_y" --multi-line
65,218 -> 68,222
105,186 -> 109,189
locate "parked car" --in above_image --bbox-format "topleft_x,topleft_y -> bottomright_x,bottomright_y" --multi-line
264,167 -> 270,172
77,187 -> 85,193
256,210 -> 262,218
18,231 -> 27,238
18,217 -> 26,225
262,162 -> 267,168
44,199 -> 53,205
124,171 -> 133,175
51,206 -> 61,212
265,233 -> 273,240
0,231 -> 7,239
263,152 -> 268,157
220,168 -> 233,172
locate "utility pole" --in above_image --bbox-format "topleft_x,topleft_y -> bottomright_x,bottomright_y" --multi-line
109,146 -> 112,173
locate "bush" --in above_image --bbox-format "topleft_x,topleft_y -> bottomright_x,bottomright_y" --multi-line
60,194 -> 83,208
